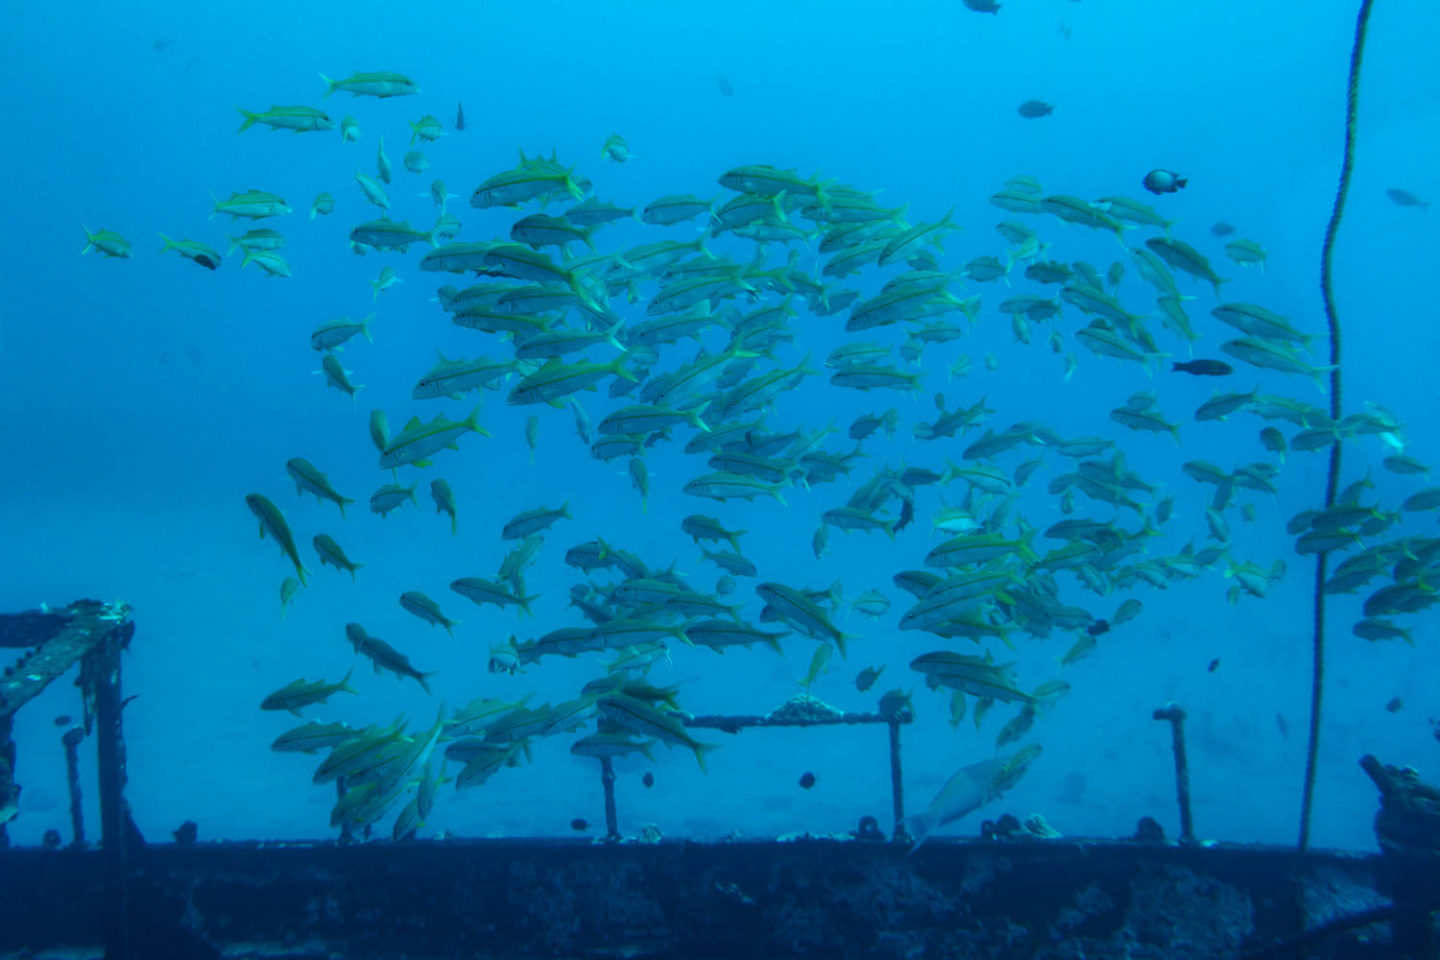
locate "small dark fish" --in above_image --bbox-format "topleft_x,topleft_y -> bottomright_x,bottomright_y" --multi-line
715,72 -> 733,98
1085,619 -> 1110,637
854,666 -> 885,692
456,102 -> 466,132
1385,697 -> 1403,713
1172,359 -> 1232,377
962,0 -> 1001,12
1385,188 -> 1429,209
193,254 -> 218,270
1275,713 -> 1289,738
798,772 -> 816,790
1210,222 -> 1236,237
642,772 -> 654,788
1207,658 -> 1220,673
54,714 -> 73,727
1018,100 -> 1053,118
1142,169 -> 1187,195
570,818 -> 589,831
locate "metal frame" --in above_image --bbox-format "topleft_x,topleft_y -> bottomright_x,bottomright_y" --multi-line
0,600 -> 137,959
590,705 -> 915,842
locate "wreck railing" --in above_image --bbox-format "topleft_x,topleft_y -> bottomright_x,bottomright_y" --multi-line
588,703 -> 915,843
0,600 -> 137,959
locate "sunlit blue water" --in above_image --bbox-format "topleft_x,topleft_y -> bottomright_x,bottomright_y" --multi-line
2,0 -> 1436,854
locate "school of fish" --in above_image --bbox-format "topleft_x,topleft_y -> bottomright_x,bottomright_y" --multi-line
89,67 -> 1439,840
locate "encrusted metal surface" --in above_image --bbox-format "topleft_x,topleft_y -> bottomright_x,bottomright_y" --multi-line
0,601 -> 132,719
0,837 -> 1415,960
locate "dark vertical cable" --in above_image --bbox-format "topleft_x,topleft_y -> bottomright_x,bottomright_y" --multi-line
1299,0 -> 1375,853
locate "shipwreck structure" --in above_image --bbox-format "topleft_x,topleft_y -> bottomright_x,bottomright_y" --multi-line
0,601 -> 1436,959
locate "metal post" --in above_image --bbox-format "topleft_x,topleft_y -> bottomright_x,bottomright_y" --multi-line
0,714 -> 13,848
63,727 -> 85,846
1153,703 -> 1195,844
90,630 -> 132,960
337,779 -> 353,845
600,758 -> 619,841
888,720 -> 907,842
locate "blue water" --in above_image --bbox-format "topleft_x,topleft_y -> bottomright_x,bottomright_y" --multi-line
2,0 -> 1436,854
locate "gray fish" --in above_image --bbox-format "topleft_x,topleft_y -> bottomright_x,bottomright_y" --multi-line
1385,188 -> 1429,209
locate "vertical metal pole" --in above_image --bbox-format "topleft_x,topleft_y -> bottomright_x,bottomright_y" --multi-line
600,758 -> 619,841
337,779 -> 353,845
0,714 -> 13,848
64,727 -> 85,846
91,631 -> 131,960
888,720 -> 908,842
1153,703 -> 1195,845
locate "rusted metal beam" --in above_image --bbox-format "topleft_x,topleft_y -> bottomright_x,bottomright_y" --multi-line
888,719 -> 907,842
600,757 -> 619,842
63,726 -> 86,847
87,624 -> 136,960
0,714 -> 13,847
686,709 -> 911,733
0,601 -> 133,721
1154,702 -> 1195,845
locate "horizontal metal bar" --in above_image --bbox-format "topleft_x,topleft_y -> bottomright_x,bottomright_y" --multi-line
684,711 -> 912,733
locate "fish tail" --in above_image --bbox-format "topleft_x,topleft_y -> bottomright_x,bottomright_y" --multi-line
236,108 -> 258,133
604,318 -> 627,353
770,190 -> 789,224
318,73 -> 336,97
466,404 -> 489,437
610,357 -> 639,383
693,741 -> 720,774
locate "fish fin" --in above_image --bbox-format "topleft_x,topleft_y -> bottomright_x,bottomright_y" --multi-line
693,741 -> 720,774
